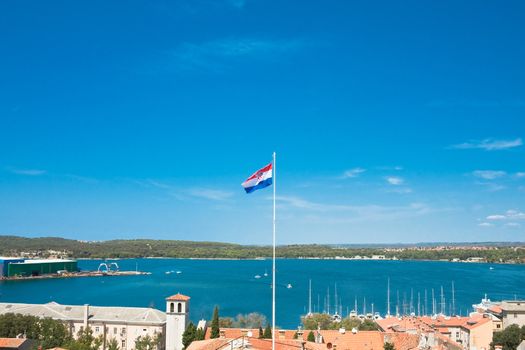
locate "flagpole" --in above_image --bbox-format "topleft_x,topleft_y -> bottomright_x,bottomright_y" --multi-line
272,151 -> 276,350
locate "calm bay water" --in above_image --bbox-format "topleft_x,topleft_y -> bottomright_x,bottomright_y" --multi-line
0,259 -> 524,328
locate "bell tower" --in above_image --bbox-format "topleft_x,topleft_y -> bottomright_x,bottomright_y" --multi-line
165,293 -> 190,350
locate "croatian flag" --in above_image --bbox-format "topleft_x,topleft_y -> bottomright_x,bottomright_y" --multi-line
241,163 -> 273,193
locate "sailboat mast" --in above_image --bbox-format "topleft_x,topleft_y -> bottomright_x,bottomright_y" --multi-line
308,279 -> 312,315
451,281 -> 456,316
387,278 -> 391,317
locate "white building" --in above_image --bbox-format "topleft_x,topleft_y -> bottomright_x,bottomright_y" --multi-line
165,294 -> 190,350
0,293 -> 191,350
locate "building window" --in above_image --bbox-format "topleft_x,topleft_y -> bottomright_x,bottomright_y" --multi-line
497,324 -> 501,329
170,303 -> 174,313
178,303 -> 182,313
122,328 -> 126,335
515,313 -> 518,318
114,327 -> 118,334
95,327 -> 99,333
143,328 -> 147,332
121,340 -> 126,349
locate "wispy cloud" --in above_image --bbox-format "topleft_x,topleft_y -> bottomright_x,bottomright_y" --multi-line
387,187 -> 413,194
187,188 -> 233,201
450,138 -> 522,151
341,167 -> 366,179
275,195 -> 433,223
505,222 -> 521,227
386,176 -> 404,185
478,222 -> 494,227
486,210 -> 525,221
7,167 -> 47,176
171,37 -> 305,72
516,172 -> 525,178
472,170 -> 507,180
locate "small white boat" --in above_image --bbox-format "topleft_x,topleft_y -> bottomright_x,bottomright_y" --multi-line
255,275 -> 261,279
264,270 -> 268,277
286,283 -> 293,289
176,271 -> 182,274
489,267 -> 494,270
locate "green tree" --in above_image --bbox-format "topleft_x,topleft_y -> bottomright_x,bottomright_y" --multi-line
38,317 -> 71,348
384,342 -> 395,350
307,331 -> 315,342
359,319 -> 379,331
491,324 -> 523,350
195,327 -> 206,341
263,324 -> 272,339
258,326 -> 264,339
293,331 -> 298,339
135,334 -> 155,350
67,328 -> 103,350
182,322 -> 197,349
210,306 -> 220,339
301,313 -> 334,330
107,338 -> 120,350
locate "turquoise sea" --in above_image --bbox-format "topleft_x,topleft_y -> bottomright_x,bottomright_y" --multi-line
0,259 -> 524,328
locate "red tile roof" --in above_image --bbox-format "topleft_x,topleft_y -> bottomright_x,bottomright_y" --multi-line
166,293 -> 191,301
0,338 -> 27,349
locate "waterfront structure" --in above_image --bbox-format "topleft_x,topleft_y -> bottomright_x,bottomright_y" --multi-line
0,258 -> 78,277
0,293 -> 191,350
0,257 -> 24,278
166,294 -> 190,350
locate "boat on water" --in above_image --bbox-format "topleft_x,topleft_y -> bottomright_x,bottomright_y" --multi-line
176,271 -> 182,274
286,283 -> 293,289
264,270 -> 268,277
254,275 -> 261,279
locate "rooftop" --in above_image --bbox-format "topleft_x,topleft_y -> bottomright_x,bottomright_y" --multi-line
166,293 -> 191,301
500,301 -> 525,312
0,302 -> 165,325
10,259 -> 76,264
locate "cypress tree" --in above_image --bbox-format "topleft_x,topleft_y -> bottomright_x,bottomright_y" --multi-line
210,306 -> 220,339
263,324 -> 272,339
182,322 -> 197,349
258,326 -> 264,339
307,331 -> 315,342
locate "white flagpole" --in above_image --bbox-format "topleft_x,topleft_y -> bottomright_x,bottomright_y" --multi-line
272,151 -> 276,350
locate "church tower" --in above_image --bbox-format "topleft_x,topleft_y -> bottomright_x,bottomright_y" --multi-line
165,293 -> 190,350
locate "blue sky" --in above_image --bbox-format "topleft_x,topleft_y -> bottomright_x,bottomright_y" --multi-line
1,0 -> 524,244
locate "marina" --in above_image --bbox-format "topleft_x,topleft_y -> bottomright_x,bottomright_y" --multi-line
0,258 -> 523,328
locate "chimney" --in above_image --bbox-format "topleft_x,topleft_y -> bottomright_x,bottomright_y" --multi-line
297,330 -> 304,339
279,330 -> 286,340
220,330 -> 226,339
83,304 -> 89,329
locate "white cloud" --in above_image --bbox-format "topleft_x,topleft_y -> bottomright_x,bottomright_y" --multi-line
486,210 -> 525,221
486,215 -> 506,220
275,195 -> 433,223
505,222 -> 521,227
342,168 -> 366,178
450,138 -> 522,151
187,188 -> 233,201
516,172 -> 525,178
386,176 -> 404,185
478,222 -> 494,227
387,188 -> 413,194
7,167 -> 46,176
472,170 -> 507,180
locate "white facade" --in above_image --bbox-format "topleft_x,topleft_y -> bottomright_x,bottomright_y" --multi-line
165,294 -> 190,350
0,297 -> 182,350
